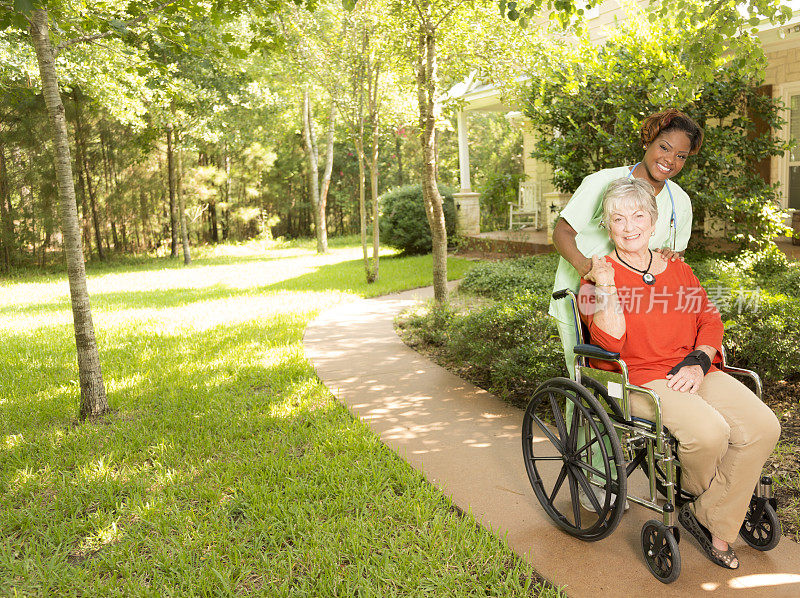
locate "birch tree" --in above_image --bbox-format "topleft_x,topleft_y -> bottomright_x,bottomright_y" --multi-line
301,88 -> 332,253
28,8 -> 109,418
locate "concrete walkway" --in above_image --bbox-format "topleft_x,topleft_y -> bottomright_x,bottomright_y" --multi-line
303,286 -> 800,597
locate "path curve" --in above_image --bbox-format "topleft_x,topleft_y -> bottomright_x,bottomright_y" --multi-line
303,285 -> 800,597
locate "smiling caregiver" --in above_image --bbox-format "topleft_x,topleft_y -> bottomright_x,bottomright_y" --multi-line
550,108 -> 704,375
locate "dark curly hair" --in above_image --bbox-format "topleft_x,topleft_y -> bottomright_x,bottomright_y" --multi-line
640,109 -> 704,155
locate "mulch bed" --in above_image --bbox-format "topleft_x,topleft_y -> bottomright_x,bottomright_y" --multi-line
762,381 -> 800,541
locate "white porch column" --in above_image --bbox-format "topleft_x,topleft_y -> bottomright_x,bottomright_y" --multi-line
453,109 -> 480,235
457,110 -> 471,191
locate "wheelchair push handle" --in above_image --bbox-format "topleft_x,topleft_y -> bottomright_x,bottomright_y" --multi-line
552,288 -> 574,301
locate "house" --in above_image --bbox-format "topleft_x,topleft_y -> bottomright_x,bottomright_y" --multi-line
449,3 -> 800,243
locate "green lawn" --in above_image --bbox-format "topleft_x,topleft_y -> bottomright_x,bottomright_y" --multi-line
0,239 -> 563,597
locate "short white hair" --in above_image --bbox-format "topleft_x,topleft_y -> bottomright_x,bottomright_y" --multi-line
602,178 -> 658,227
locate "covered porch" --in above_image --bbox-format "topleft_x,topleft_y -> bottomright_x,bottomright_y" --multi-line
448,74 -> 570,253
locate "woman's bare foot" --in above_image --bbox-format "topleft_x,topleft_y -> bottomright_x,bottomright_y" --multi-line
712,536 -> 739,568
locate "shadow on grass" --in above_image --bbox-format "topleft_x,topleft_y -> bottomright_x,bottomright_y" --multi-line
1,254 -> 470,319
263,254 -> 470,296
0,312 -> 325,575
0,236 -> 369,284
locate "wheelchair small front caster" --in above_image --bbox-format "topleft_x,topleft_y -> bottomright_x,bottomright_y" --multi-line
641,520 -> 681,584
740,493 -> 781,551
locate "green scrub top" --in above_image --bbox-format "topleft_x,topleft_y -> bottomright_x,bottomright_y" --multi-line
549,166 -> 693,324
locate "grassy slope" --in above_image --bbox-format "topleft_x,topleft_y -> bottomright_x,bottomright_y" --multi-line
0,239 -> 562,597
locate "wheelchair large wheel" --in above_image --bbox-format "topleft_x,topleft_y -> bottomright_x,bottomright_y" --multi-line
641,520 -> 681,584
740,496 -> 781,551
522,377 -> 627,541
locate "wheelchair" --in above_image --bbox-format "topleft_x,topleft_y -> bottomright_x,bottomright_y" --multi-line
521,289 -> 780,584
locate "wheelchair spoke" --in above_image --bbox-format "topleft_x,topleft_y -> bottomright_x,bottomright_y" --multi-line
530,412 -> 564,453
567,467 -> 581,528
574,434 -> 599,457
549,463 -> 569,504
573,466 -> 602,513
573,458 -> 608,481
529,456 -> 564,462
550,393 -> 569,446
566,402 -> 582,452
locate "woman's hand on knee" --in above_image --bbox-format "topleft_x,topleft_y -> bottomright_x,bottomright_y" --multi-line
666,365 -> 704,393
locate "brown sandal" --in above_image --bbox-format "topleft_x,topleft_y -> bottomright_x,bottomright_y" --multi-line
679,503 -> 739,569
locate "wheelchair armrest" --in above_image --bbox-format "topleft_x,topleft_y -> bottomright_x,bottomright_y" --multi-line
573,343 -> 620,361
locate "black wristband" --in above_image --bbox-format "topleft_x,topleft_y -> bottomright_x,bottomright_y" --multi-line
667,349 -> 712,377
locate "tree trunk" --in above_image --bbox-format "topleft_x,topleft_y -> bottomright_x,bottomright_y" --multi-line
416,19 -> 448,302
0,144 -> 13,271
367,61 -> 381,283
30,9 -> 109,419
139,190 -> 150,249
166,125 -> 178,257
354,26 -> 377,282
395,133 -> 403,186
318,102 -> 335,255
40,185 -> 55,265
177,136 -> 191,264
77,164 -> 92,256
107,129 -> 125,250
73,90 -> 105,261
355,125 -> 370,281
83,158 -> 104,260
209,201 -> 218,242
302,89 -> 326,254
224,150 -> 231,241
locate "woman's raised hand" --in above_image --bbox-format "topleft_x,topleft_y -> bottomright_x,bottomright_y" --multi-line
588,255 -> 616,287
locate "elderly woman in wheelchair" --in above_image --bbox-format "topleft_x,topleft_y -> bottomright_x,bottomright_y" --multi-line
522,177 -> 781,583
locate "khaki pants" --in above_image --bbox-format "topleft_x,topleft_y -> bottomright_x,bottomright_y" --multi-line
630,372 -> 781,544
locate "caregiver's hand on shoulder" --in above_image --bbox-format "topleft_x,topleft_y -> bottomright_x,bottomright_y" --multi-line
666,365 -> 704,393
655,247 -> 684,262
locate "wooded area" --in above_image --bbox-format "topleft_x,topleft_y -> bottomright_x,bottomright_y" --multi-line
0,0 -> 795,420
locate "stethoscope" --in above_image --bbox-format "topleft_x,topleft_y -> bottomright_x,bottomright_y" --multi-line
628,162 -> 677,251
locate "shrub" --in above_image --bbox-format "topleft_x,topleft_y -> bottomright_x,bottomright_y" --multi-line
404,250 -> 800,412
523,20 -> 792,250
379,184 -> 456,255
447,293 -> 565,406
460,254 -> 559,300
687,246 -> 800,382
722,294 -> 800,382
399,301 -> 456,347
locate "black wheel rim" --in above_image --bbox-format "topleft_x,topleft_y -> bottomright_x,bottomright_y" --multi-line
642,523 -> 677,580
522,378 -> 626,541
740,500 -> 780,550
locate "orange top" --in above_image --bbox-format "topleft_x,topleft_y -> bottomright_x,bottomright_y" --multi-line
579,257 -> 724,386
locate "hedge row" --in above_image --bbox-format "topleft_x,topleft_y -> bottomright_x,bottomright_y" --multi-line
407,247 -> 800,405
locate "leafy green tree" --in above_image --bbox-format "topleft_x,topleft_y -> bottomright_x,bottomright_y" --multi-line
523,17 -> 791,249
0,0 -> 308,418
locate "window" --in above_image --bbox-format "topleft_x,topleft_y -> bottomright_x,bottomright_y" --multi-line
788,94 -> 800,209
